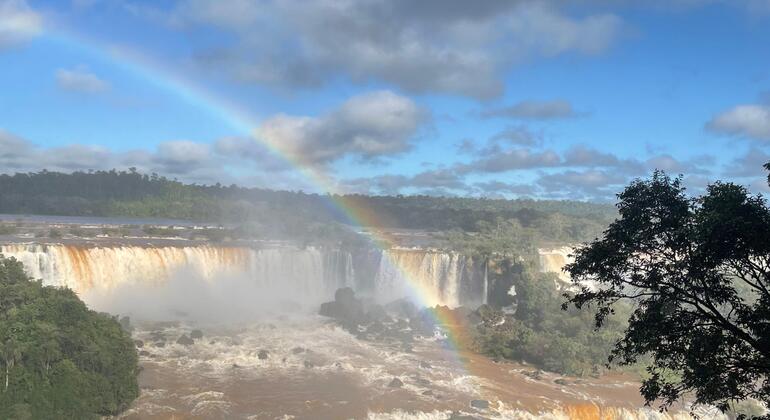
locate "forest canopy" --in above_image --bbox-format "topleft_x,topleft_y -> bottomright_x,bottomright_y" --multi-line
0,255 -> 139,419
0,169 -> 613,244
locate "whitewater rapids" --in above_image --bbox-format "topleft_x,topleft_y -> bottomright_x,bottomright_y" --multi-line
120,315 -> 721,420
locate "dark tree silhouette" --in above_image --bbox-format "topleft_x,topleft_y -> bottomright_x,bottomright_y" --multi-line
564,169 -> 770,416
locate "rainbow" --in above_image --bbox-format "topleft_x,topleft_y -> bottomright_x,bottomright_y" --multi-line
42,28 -> 477,371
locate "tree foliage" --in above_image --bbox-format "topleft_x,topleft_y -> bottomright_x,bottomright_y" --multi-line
0,170 -> 612,244
473,268 -> 629,376
0,255 -> 139,419
565,170 -> 770,415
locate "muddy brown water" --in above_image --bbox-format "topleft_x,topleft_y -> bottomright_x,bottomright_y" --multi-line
117,317 -> 706,420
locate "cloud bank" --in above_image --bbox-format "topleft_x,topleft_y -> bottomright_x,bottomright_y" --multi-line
169,0 -> 622,99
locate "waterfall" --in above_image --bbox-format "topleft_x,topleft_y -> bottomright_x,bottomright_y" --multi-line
538,246 -> 574,282
0,243 -> 353,303
372,249 -> 485,308
1,243 -> 484,308
1,242 -> 570,309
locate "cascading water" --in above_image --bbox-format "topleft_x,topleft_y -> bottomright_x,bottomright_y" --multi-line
371,249 -> 488,308
1,242 -> 564,309
0,243 -> 352,302
538,246 -> 574,282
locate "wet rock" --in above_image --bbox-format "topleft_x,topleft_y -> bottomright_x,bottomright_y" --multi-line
388,378 -> 404,388
383,328 -> 413,343
335,287 -> 356,304
384,298 -> 418,319
367,321 -> 386,335
291,347 -> 305,354
554,378 -> 569,386
258,350 -> 269,360
415,377 -> 431,387
176,335 -> 194,346
466,310 -> 483,325
419,361 -> 432,369
319,287 -> 366,330
409,311 -> 436,337
421,390 -> 434,396
138,350 -> 150,357
304,361 -> 314,369
190,329 -> 203,339
366,304 -> 391,323
470,400 -> 490,410
134,340 -> 144,348
523,370 -> 543,380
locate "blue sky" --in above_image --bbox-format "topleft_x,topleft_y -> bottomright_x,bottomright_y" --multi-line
1,0 -> 770,200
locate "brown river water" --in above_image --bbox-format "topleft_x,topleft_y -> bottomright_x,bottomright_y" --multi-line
117,316 -> 720,420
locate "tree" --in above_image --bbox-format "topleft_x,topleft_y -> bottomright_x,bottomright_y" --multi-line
564,170 -> 770,416
0,255 -> 139,419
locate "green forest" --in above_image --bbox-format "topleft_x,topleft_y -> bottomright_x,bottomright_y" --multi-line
0,170 -> 613,245
471,265 -> 631,377
0,256 -> 139,419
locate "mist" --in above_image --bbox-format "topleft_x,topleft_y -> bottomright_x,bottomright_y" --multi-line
83,267 -> 332,324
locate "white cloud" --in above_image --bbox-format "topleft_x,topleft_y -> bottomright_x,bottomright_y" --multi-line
505,2 -> 622,56
55,66 -> 110,93
481,99 -> 579,120
258,90 -> 427,164
0,0 -> 41,49
724,147 -> 770,177
153,140 -> 211,174
170,0 -> 623,98
457,148 -> 561,173
706,104 -> 770,141
536,169 -> 628,200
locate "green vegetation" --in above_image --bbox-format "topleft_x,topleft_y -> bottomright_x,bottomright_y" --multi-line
0,255 -> 139,419
141,225 -> 180,237
0,170 -> 613,244
472,262 -> 630,377
426,205 -> 627,377
101,227 -> 131,238
0,224 -> 17,235
565,170 -> 770,415
67,227 -> 97,238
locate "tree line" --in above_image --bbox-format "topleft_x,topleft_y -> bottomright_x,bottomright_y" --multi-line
0,169 -> 613,244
